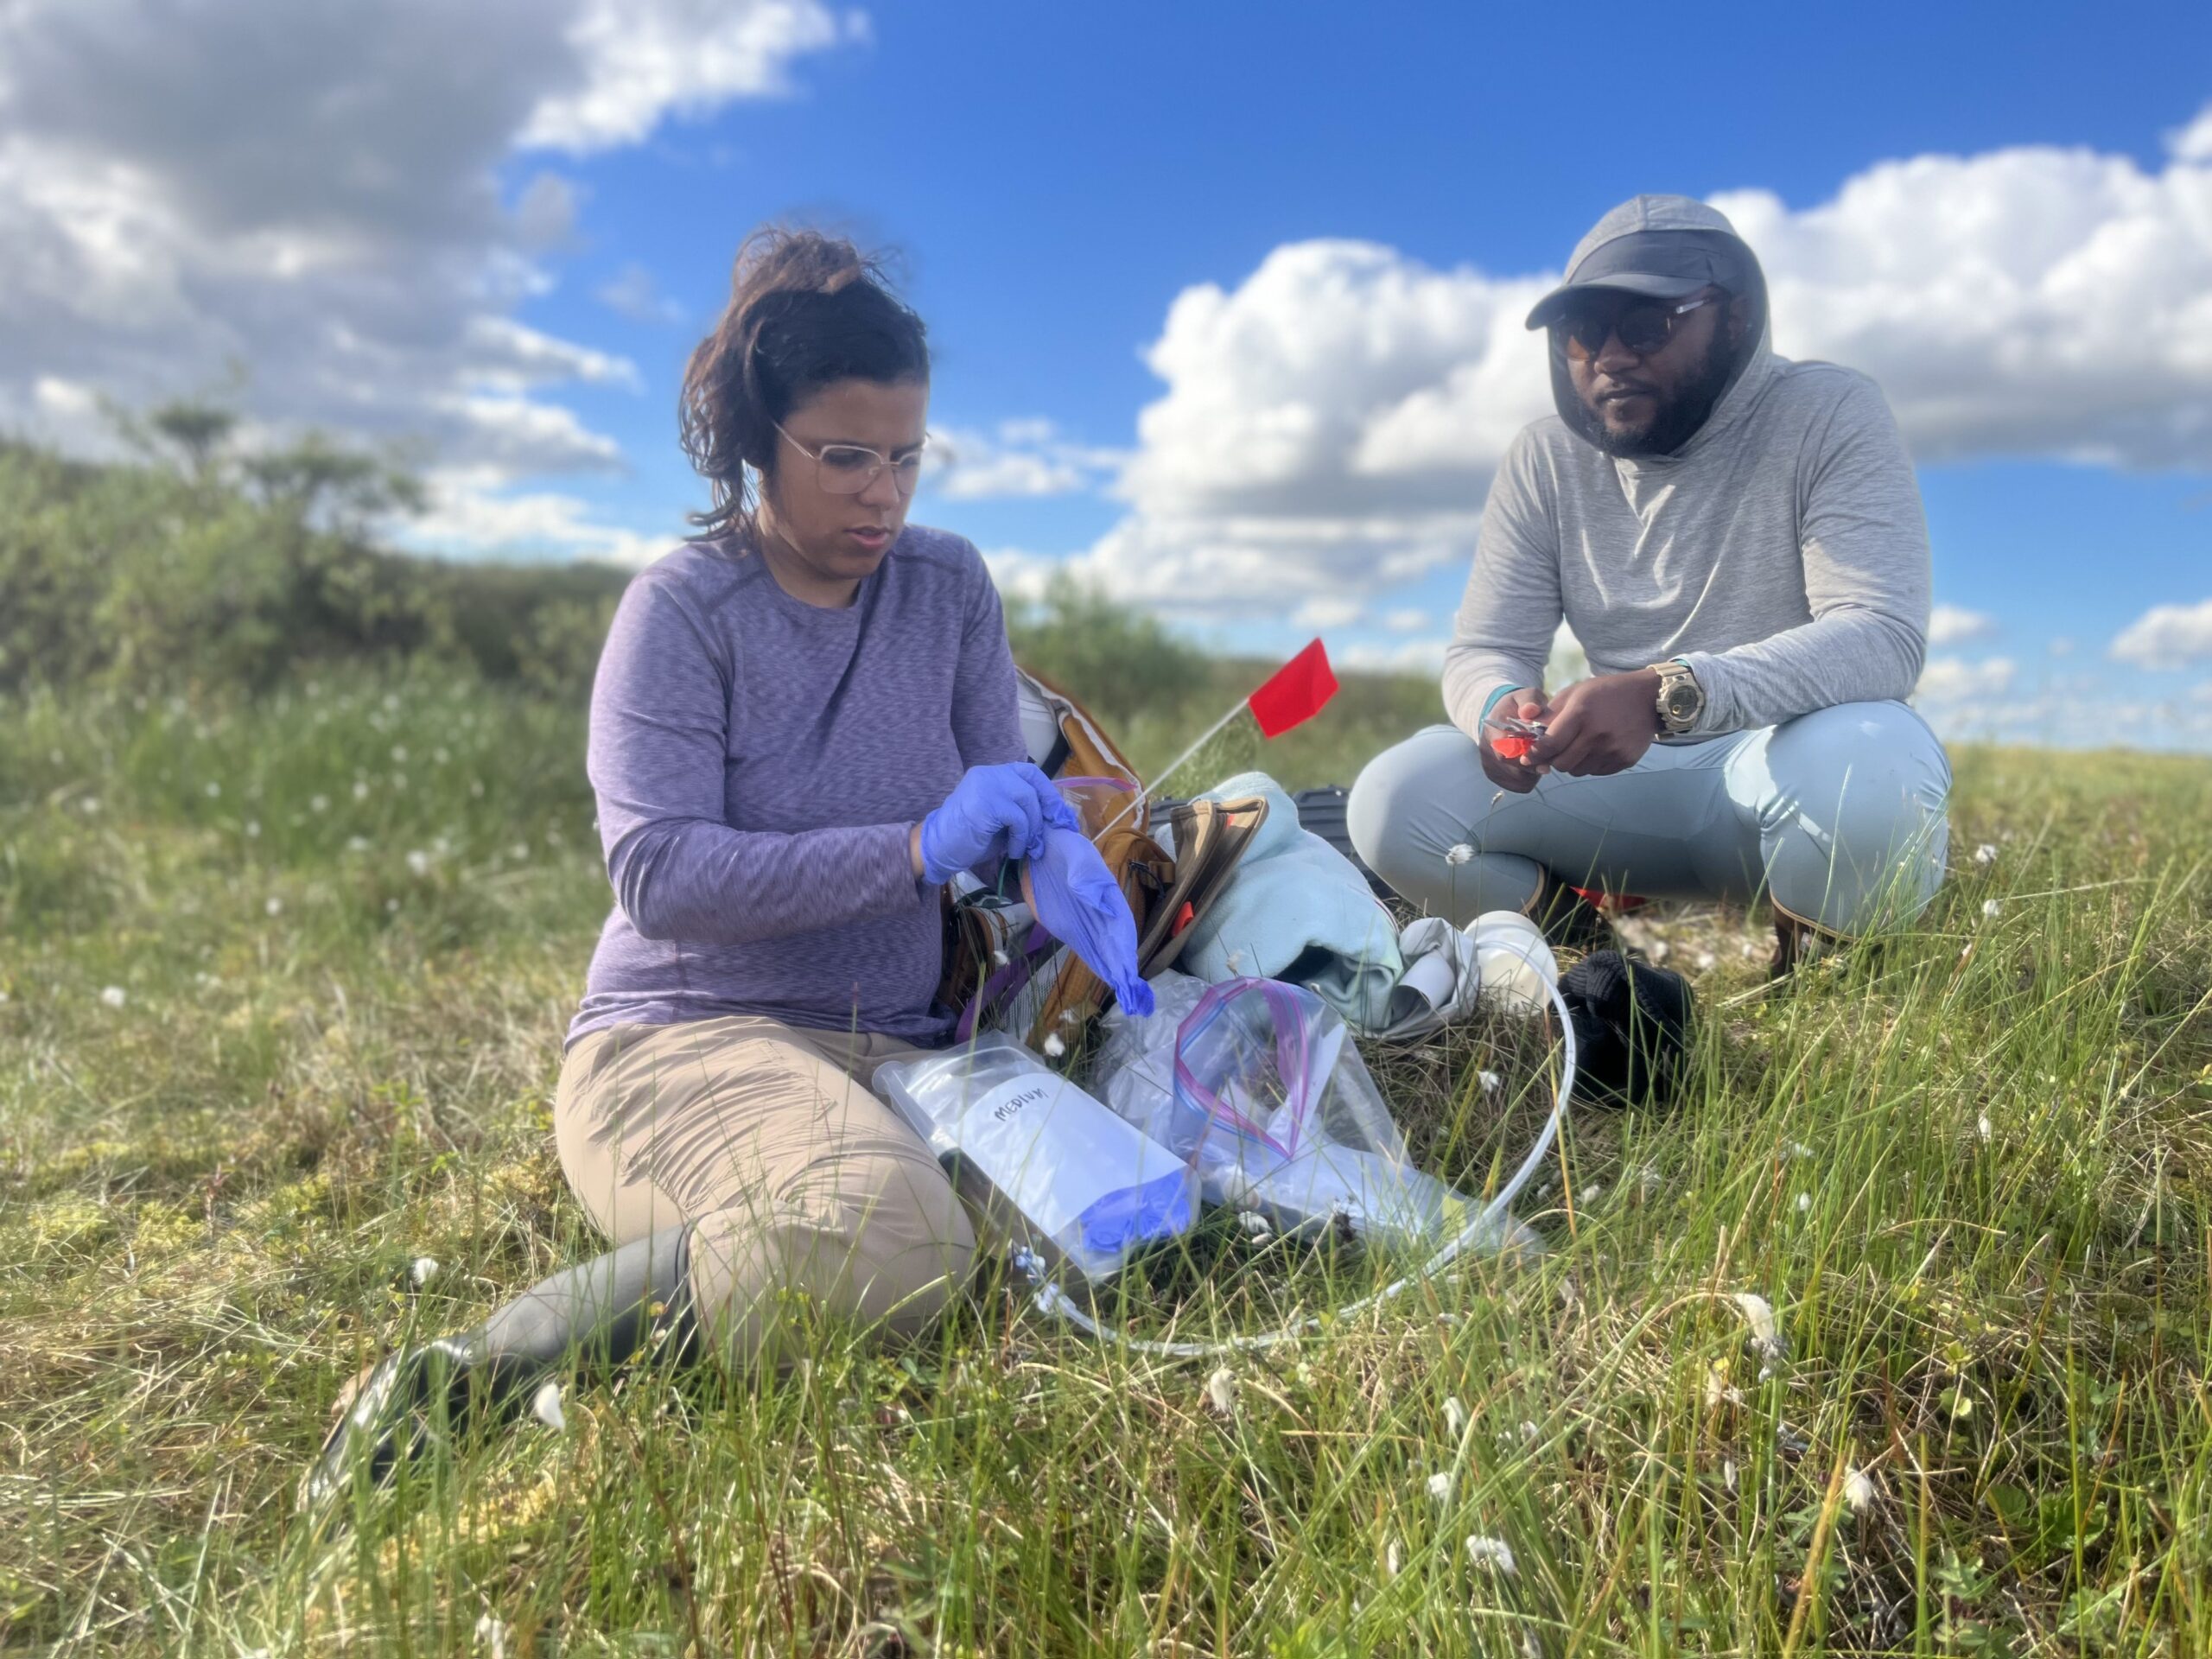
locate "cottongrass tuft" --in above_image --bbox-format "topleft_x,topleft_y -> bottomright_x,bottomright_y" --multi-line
1977,1113 -> 1993,1144
1730,1293 -> 1785,1360
410,1256 -> 440,1287
1844,1465 -> 1877,1514
1974,842 -> 1999,865
1444,842 -> 1475,867
1981,899 -> 2002,919
1042,1033 -> 1066,1059
530,1380 -> 566,1432
99,985 -> 127,1009
475,1612 -> 509,1659
1443,1396 -> 1466,1440
1464,1535 -> 1517,1576
1478,1070 -> 1502,1096
1203,1367 -> 1238,1420
1426,1471 -> 1454,1503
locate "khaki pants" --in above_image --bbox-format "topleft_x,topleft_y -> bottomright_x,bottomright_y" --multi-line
555,1016 -> 975,1363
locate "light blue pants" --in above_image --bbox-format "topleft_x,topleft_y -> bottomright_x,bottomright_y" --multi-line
1347,701 -> 1952,936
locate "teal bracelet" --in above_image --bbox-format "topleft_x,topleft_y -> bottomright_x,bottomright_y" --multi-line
1480,684 -> 1526,726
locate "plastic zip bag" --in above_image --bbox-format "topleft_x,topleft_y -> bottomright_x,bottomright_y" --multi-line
875,1033 -> 1194,1281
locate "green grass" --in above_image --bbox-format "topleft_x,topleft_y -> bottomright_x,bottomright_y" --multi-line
4,671 -> 2209,1656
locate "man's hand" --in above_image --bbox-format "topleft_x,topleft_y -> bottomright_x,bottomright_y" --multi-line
1479,690 -> 1551,793
1528,669 -> 1662,777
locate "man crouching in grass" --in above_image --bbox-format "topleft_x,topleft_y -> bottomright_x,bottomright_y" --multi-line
1350,194 -> 1951,976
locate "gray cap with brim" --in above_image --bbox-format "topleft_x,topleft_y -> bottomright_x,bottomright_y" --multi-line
1523,196 -> 1758,331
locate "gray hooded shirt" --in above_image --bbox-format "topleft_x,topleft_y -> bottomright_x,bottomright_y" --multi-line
1443,196 -> 1931,740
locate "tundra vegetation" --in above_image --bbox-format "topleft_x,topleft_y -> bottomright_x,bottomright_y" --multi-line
3,423 -> 2208,1654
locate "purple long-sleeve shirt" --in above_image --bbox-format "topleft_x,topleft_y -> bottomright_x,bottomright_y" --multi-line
567,526 -> 1026,1048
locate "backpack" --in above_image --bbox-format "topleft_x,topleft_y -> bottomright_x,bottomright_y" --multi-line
938,668 -> 1264,1049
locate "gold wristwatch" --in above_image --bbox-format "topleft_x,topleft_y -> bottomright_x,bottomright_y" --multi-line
1649,660 -> 1703,735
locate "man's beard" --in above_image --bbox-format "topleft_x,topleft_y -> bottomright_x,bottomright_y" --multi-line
1554,323 -> 1742,459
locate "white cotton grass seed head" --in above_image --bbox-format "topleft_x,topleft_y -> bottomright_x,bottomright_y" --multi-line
1042,1033 -> 1066,1058
1203,1367 -> 1238,1419
1974,842 -> 1999,866
530,1379 -> 566,1432
1465,1535 -> 1517,1576
1981,899 -> 2002,919
1844,1465 -> 1877,1514
406,849 -> 432,877
1444,1396 -> 1467,1440
1426,1471 -> 1454,1503
100,985 -> 127,1009
1977,1113 -> 1993,1144
264,897 -> 283,917
410,1256 -> 439,1287
1796,1192 -> 1812,1213
1731,1293 -> 1784,1359
1384,1537 -> 1402,1578
1444,842 -> 1475,867
1478,1070 -> 1502,1096
1236,1210 -> 1272,1239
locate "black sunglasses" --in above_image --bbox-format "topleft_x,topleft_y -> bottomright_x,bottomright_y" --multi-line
1558,293 -> 1719,358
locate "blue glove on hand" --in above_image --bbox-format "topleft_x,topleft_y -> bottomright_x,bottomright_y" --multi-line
918,762 -> 1078,887
1027,823 -> 1156,1019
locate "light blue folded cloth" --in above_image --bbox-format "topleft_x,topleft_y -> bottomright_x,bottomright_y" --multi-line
1179,771 -> 1404,1033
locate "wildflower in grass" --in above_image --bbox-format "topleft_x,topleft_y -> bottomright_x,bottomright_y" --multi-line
410,1256 -> 439,1287
530,1379 -> 565,1430
406,849 -> 431,877
391,745 -> 408,763
1976,1113 -> 1992,1143
1844,1465 -> 1877,1514
1427,1471 -> 1454,1503
1796,1192 -> 1811,1213
1444,842 -> 1475,867
81,797 -> 100,815
245,820 -> 260,838
1465,1535 -> 1517,1576
475,1612 -> 509,1659
1444,1396 -> 1466,1439
264,898 -> 283,917
510,842 -> 530,861
1704,1361 -> 1744,1409
1722,1459 -> 1738,1493
1695,950 -> 1715,971
204,781 -> 221,798
310,794 -> 328,813
386,898 -> 400,912
1974,842 -> 1999,865
1478,1070 -> 1502,1096
1042,1033 -> 1066,1058
471,780 -> 486,798
1384,1538 -> 1402,1577
352,780 -> 369,802
346,836 -> 369,853
100,985 -> 127,1009
1981,899 -> 2001,919
1203,1367 -> 1238,1419
1580,1181 -> 1603,1205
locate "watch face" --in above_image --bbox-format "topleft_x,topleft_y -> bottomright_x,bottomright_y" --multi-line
1663,683 -> 1698,718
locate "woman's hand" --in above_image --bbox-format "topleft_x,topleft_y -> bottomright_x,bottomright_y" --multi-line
913,762 -> 1078,884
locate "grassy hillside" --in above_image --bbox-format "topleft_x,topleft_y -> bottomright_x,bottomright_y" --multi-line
3,663 -> 2209,1655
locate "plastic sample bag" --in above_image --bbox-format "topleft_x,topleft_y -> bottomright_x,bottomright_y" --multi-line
875,1033 -> 1193,1282
1106,977 -> 1478,1251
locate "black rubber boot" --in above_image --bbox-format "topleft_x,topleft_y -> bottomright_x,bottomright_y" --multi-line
301,1225 -> 699,1510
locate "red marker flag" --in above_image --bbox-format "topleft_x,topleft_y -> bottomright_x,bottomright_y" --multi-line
1247,638 -> 1338,738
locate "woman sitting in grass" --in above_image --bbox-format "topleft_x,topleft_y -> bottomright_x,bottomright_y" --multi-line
308,229 -> 1076,1503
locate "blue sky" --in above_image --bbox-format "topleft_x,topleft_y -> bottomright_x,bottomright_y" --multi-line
4,0 -> 2209,747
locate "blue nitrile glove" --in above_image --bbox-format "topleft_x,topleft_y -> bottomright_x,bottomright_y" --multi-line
1026,823 -> 1156,1017
918,762 -> 1078,886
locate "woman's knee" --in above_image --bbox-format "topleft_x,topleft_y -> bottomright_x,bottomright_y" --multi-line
690,1152 -> 974,1357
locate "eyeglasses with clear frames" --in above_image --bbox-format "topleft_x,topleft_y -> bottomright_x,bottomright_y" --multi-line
772,422 -> 928,496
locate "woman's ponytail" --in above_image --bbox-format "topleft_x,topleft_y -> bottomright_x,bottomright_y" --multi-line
679,228 -> 929,539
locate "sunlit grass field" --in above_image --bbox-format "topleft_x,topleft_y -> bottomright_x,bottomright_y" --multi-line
3,670 -> 2209,1656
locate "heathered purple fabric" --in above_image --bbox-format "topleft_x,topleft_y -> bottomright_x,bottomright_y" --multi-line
567,524 -> 1026,1049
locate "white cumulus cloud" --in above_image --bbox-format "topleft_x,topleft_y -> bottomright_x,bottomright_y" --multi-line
0,0 -> 856,529
929,419 -> 1123,502
1915,656 -> 2018,702
2110,597 -> 2212,668
1928,604 -> 1998,645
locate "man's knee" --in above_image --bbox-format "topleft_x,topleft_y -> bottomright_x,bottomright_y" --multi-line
1760,702 -> 1951,926
1348,724 -> 1476,880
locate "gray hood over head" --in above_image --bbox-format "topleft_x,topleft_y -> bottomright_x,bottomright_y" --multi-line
1531,194 -> 1773,460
